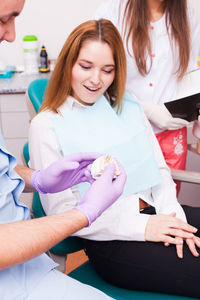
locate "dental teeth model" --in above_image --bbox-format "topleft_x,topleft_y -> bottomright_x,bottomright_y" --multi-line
91,154 -> 120,179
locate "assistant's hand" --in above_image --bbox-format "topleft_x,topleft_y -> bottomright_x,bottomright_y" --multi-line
76,162 -> 127,226
145,213 -> 197,245
31,152 -> 101,193
141,102 -> 189,130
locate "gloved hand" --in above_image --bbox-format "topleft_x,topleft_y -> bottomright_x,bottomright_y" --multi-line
31,152 -> 100,193
76,162 -> 127,226
141,101 -> 189,130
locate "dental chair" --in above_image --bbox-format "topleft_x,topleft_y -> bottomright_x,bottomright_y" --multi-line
22,78 -> 199,300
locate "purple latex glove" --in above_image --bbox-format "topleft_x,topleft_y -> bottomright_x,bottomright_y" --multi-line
31,152 -> 101,193
76,162 -> 127,226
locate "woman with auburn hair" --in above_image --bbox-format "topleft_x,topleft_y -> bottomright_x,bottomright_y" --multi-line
40,19 -> 126,113
29,19 -> 200,298
94,0 -> 200,194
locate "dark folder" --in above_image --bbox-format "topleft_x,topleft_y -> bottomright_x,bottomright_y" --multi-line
164,93 -> 200,122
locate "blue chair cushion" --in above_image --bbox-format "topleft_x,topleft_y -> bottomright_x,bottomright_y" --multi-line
27,78 -> 49,113
23,142 -> 29,167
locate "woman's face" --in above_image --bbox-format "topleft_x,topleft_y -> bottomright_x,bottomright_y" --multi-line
71,40 -> 115,106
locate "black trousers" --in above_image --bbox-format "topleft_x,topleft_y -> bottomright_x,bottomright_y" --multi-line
84,206 -> 200,298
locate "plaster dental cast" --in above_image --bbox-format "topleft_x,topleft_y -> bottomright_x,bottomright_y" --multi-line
29,19 -> 200,298
94,0 -> 200,194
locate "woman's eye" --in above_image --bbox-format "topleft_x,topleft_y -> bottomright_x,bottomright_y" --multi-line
103,69 -> 114,74
0,20 -> 7,25
0,16 -> 12,25
79,64 -> 90,70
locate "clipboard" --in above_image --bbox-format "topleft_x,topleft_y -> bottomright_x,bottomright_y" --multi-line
164,93 -> 200,122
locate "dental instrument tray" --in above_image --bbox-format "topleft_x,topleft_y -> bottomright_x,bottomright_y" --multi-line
164,93 -> 200,122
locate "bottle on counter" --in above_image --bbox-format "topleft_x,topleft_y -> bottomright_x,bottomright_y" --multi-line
39,45 -> 50,73
23,35 -> 38,74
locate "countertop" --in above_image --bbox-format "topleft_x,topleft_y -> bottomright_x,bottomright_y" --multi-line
0,72 -> 51,94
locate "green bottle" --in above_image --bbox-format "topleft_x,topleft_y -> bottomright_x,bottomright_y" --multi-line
23,35 -> 38,74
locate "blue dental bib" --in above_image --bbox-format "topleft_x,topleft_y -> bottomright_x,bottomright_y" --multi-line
51,93 -> 161,198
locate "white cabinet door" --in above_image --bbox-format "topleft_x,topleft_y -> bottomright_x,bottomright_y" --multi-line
0,93 -> 30,164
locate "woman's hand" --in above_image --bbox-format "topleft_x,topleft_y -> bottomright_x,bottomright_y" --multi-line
145,213 -> 197,245
165,235 -> 200,259
186,236 -> 200,257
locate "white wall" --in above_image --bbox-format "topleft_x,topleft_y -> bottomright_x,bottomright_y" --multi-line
0,0 -> 105,67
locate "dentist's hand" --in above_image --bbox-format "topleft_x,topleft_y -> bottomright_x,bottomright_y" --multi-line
141,102 -> 189,130
31,152 -> 100,193
76,162 -> 127,226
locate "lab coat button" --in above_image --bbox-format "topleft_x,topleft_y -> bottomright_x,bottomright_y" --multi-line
149,83 -> 153,87
151,26 -> 154,30
151,53 -> 155,58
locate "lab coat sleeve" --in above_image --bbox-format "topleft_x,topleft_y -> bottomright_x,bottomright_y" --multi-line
140,112 -> 187,223
74,195 -> 150,241
28,112 -> 79,216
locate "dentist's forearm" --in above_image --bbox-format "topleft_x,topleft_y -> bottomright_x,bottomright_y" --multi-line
0,209 -> 88,270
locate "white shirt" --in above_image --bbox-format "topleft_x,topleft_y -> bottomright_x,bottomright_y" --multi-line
29,96 -> 186,241
94,0 -> 200,133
